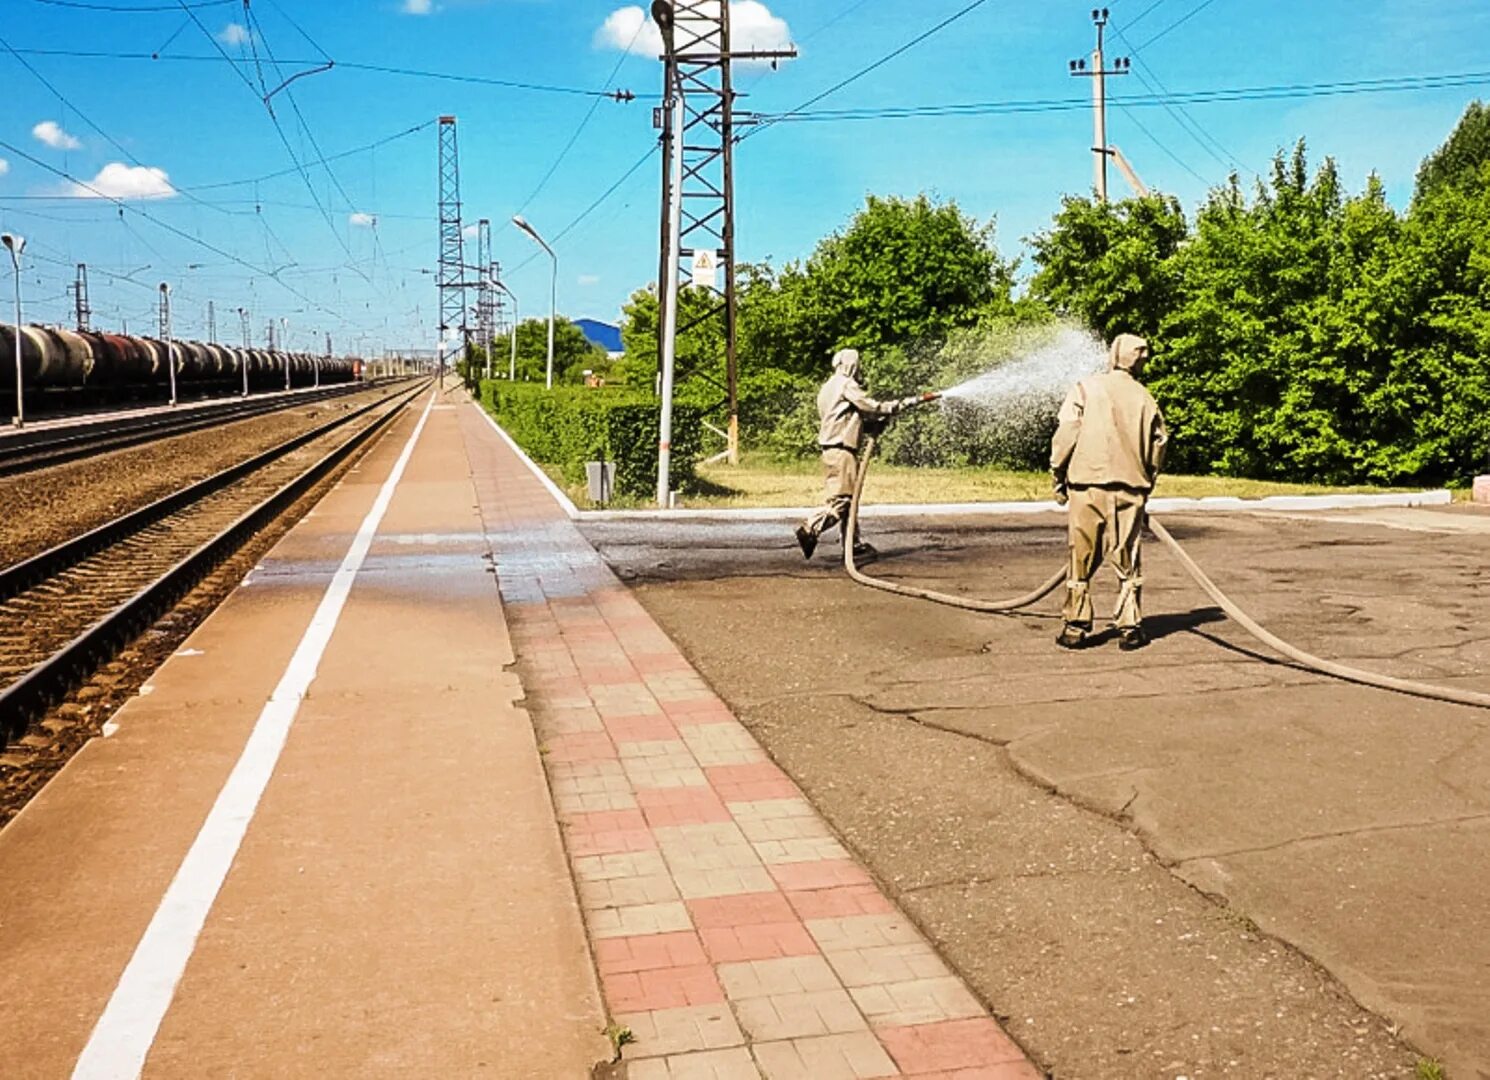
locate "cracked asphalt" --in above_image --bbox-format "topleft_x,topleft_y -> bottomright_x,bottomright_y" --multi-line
582,504 -> 1490,1079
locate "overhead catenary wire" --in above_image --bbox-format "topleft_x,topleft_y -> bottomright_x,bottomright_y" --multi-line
745,69 -> 1490,124
1133,0 -> 1222,51
740,0 -> 996,143
2,47 -> 646,99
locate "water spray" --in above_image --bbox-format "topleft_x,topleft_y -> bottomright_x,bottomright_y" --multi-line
842,355 -> 1490,712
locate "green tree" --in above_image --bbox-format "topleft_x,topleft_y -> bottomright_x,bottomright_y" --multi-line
1027,193 -> 1189,341
742,194 -> 1017,376
492,316 -> 608,384
1415,99 -> 1490,201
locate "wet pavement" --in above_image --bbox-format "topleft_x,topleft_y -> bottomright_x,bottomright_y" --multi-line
584,505 -> 1490,1078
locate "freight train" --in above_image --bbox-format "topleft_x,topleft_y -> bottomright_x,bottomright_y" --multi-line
0,324 -> 362,410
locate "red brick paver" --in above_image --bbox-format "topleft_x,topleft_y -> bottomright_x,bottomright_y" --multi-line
462,404 -> 1040,1077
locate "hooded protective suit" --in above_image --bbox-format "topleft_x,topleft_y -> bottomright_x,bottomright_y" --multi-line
1049,334 -> 1168,644
797,349 -> 920,553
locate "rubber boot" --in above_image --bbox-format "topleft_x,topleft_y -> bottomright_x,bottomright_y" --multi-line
1056,623 -> 1090,650
795,525 -> 818,561
1118,626 -> 1150,651
852,540 -> 877,561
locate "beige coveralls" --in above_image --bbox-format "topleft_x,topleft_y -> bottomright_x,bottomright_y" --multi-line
1050,335 -> 1168,631
801,350 -> 906,540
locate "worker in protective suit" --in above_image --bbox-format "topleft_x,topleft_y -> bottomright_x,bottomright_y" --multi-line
1050,333 -> 1168,651
796,348 -> 931,560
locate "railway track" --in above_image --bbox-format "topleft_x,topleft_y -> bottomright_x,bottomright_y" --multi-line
0,380 -> 430,746
0,379 -> 415,479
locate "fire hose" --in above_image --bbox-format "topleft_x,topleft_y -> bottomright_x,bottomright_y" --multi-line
843,432 -> 1490,711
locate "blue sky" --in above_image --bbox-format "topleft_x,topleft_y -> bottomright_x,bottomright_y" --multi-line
1,0 -> 1487,354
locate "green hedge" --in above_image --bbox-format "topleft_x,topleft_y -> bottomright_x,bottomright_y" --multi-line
479,381 -> 705,499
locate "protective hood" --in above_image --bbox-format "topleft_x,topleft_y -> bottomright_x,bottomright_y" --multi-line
1109,334 -> 1149,373
831,348 -> 860,379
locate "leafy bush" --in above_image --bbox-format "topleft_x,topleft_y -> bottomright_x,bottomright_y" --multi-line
479,380 -> 705,498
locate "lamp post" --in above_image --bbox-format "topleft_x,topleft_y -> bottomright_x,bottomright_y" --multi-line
2,233 -> 24,428
281,316 -> 290,390
493,279 -> 519,382
512,215 -> 556,390
237,306 -> 250,397
159,283 -> 177,407
652,0 -> 685,507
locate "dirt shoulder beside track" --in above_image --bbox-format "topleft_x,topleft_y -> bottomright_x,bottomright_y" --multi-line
0,384 -> 408,570
584,506 -> 1490,1078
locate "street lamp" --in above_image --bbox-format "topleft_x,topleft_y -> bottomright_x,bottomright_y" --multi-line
160,282 -> 177,407
493,279 -> 519,382
2,233 -> 24,428
652,0 -> 685,507
512,214 -> 556,390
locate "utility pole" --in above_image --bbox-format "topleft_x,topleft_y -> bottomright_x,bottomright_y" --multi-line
159,283 -> 177,407
654,0 -> 795,466
207,300 -> 216,344
238,307 -> 250,396
71,263 -> 91,332
281,316 -> 290,390
1069,7 -> 1130,204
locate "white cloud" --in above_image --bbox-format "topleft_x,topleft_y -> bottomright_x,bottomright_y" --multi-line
594,3 -> 792,60
578,274 -> 600,286
595,6 -> 663,56
0,158 -> 9,177
33,120 -> 82,151
462,223 -> 479,239
732,1 -> 793,55
217,22 -> 251,45
71,162 -> 176,200
349,212 -> 377,227
402,0 -> 433,13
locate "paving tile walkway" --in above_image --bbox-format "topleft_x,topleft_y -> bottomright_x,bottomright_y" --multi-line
460,403 -> 1042,1079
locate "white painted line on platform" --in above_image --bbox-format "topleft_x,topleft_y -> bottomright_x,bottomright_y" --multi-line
575,488 -> 1453,524
469,402 -> 580,519
71,389 -> 436,1080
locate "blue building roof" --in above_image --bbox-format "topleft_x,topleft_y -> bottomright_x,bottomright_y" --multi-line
575,318 -> 623,354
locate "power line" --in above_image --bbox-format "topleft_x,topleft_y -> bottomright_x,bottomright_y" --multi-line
1134,0 -> 1222,51
507,145 -> 659,278
0,134 -> 338,317
2,47 -> 648,99
179,119 -> 435,192
1111,102 -> 1214,187
741,0 -> 996,143
30,0 -> 231,9
1111,24 -> 1246,175
745,69 -> 1490,123
514,15 -> 644,216
1120,0 -> 1171,29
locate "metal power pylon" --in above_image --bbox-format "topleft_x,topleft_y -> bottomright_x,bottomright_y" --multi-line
657,0 -> 795,464
476,217 -> 495,376
437,115 -> 469,383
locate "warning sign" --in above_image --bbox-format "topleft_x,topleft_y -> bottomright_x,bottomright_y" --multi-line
691,249 -> 719,289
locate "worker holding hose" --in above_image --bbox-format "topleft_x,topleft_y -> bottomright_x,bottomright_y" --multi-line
1050,333 -> 1168,651
796,348 -> 935,560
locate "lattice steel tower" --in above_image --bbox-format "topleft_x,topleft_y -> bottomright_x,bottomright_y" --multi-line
475,218 -> 496,373
658,1 -> 794,463
437,116 -> 468,380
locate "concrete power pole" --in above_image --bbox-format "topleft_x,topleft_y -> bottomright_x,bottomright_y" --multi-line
72,264 -> 91,332
207,300 -> 216,344
1069,8 -> 1130,203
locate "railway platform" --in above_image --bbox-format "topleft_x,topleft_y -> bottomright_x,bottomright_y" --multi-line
0,384 -> 1038,1078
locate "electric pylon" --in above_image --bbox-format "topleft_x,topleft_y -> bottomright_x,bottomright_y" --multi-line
476,217 -> 495,376
437,116 -> 468,383
657,0 -> 795,464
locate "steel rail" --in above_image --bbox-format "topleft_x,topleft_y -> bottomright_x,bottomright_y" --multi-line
0,379 -> 415,479
0,380 -> 429,742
